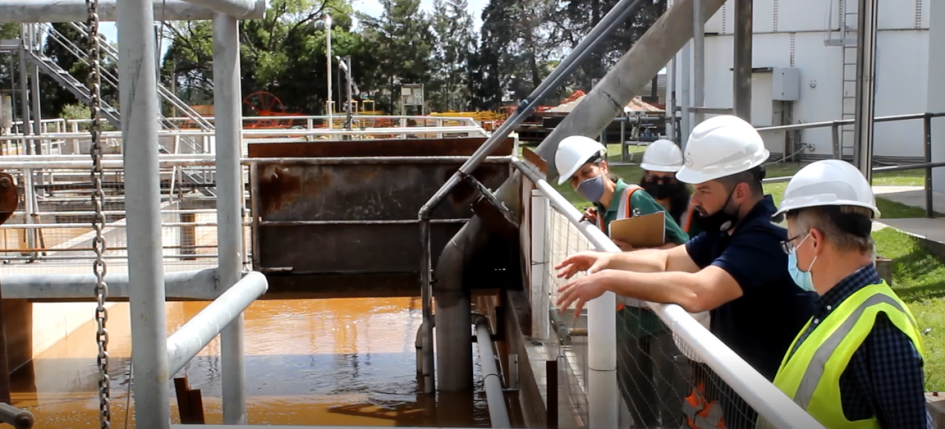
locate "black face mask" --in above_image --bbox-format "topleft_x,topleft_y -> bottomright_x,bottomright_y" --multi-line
693,188 -> 740,232
642,177 -> 676,200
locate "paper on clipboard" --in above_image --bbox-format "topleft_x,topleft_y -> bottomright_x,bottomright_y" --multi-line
608,211 -> 666,248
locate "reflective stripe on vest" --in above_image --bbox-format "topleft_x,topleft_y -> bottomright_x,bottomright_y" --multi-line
770,282 -> 923,429
681,382 -> 726,429
607,185 -> 644,312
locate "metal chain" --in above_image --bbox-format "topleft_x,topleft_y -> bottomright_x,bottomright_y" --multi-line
86,0 -> 111,427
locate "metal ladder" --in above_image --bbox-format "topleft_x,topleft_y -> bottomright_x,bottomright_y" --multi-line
825,0 -> 859,159
27,24 -> 217,196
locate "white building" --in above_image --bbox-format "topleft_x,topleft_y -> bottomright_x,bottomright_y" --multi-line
676,0 -> 931,166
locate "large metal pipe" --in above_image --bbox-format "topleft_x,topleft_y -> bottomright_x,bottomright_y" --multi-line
422,0 -> 649,395
432,173 -> 523,393
680,41 -> 691,148
473,315 -> 511,428
212,13 -> 248,425
117,0 -> 171,426
533,0 -> 727,177
692,0 -> 705,127
29,26 -> 42,154
16,25 -> 30,145
166,272 -> 268,378
733,0 -> 753,122
0,0 -> 265,22
1,269 -> 219,300
853,0 -> 878,182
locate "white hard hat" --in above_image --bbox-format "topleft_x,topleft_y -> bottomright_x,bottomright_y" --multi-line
674,311 -> 711,363
675,115 -> 770,184
640,139 -> 684,172
773,159 -> 881,219
554,136 -> 606,185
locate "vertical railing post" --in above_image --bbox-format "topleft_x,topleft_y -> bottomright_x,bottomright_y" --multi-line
213,12 -> 247,424
832,122 -> 841,159
530,189 -> 550,340
21,168 -> 36,260
117,0 -> 171,426
924,113 -> 934,218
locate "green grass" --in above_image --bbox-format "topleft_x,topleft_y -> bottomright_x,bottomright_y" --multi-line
546,147 -> 945,388
873,228 -> 945,390
547,149 -> 935,219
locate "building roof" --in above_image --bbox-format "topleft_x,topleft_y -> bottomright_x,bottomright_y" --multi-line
547,94 -> 664,114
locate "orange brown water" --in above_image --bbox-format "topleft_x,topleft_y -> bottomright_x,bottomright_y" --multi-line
11,298 -> 491,427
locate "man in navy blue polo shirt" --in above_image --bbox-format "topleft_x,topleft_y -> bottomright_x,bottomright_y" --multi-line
555,115 -> 818,429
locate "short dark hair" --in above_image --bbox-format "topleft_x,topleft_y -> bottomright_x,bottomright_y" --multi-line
718,165 -> 765,197
787,205 -> 874,253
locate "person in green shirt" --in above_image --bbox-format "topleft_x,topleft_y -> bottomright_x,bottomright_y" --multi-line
555,135 -> 690,429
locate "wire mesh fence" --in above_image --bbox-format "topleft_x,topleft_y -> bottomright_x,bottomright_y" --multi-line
534,189 -> 771,429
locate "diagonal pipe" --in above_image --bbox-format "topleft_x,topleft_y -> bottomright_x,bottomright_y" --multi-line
417,0 -> 652,396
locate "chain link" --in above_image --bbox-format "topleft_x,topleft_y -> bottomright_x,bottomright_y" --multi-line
86,0 -> 111,427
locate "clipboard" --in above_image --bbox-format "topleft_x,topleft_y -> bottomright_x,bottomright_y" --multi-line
608,211 -> 666,248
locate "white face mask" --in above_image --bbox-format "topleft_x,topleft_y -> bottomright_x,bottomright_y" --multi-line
871,242 -> 877,266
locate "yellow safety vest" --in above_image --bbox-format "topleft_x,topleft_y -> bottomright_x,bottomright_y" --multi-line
770,281 -> 924,429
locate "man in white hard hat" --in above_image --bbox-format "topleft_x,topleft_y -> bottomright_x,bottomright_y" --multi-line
767,159 -> 930,429
554,115 -> 818,429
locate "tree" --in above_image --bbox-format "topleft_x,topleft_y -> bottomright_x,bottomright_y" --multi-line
358,0 -> 434,113
428,0 -> 476,112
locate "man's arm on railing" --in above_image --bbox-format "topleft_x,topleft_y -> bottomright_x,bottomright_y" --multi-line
555,244 -> 699,277
556,265 -> 744,316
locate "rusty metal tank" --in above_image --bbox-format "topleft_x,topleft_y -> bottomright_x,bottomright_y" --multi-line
248,137 -> 515,298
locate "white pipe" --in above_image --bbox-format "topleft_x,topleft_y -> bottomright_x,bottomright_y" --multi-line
166,271 -> 268,378
692,0 -> 705,127
680,40 -> 692,149
515,163 -> 617,429
474,316 -> 511,428
179,0 -> 267,19
1,269 -> 220,300
118,0 -> 172,426
213,12 -> 248,424
0,0 -> 264,22
513,161 -> 825,429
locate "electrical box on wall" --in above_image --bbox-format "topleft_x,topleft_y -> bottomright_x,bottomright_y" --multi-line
771,67 -> 800,101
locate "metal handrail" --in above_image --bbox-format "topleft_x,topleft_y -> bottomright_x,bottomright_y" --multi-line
513,158 -> 826,429
757,112 -> 943,219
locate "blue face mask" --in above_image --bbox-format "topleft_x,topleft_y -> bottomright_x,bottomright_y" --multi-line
576,175 -> 606,203
787,234 -> 818,292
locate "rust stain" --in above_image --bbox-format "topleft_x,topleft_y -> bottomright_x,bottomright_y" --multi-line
257,165 -> 304,215
0,172 -> 17,225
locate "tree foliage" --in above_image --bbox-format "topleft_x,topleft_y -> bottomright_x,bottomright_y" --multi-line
12,0 -> 667,119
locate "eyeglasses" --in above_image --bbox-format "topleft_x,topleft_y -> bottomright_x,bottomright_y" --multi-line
780,233 -> 810,255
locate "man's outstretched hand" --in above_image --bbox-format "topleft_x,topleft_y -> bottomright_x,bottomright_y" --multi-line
554,251 -> 613,280
556,271 -> 610,318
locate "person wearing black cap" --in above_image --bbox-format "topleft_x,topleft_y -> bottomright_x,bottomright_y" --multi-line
766,159 -> 930,429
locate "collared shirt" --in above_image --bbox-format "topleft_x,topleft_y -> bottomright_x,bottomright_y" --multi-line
686,195 -> 819,380
786,265 -> 932,429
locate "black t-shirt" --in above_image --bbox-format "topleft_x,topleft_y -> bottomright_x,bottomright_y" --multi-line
685,195 -> 818,380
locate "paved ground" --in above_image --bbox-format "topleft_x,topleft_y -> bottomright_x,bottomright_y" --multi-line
872,185 -> 945,246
